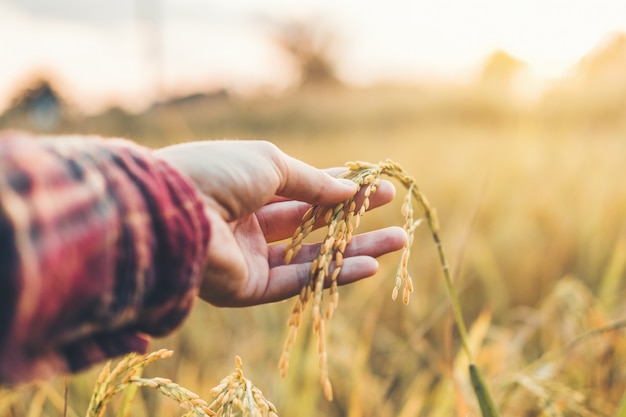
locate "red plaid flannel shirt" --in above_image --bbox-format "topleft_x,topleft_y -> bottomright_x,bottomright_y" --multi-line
0,132 -> 211,384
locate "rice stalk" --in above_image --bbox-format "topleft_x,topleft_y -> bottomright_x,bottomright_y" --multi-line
279,159 -> 499,414
85,349 -> 215,417
208,356 -> 279,417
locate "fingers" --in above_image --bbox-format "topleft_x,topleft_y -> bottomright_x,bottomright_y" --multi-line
258,256 -> 381,304
201,225 -> 406,307
248,227 -> 407,304
260,226 -> 407,302
268,226 -> 408,268
257,179 -> 397,243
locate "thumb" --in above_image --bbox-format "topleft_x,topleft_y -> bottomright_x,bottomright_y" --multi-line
275,155 -> 358,205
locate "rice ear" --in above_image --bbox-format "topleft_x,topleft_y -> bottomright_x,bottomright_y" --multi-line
279,159 -> 435,401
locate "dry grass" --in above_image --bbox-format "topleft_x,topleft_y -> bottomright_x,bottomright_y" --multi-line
2,87 -> 626,416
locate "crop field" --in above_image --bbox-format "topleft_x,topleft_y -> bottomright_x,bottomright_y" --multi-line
2,85 -> 626,416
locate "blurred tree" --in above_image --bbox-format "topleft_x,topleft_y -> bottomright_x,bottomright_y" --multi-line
272,19 -> 342,90
575,32 -> 626,89
540,33 -> 626,128
4,78 -> 68,132
479,49 -> 526,98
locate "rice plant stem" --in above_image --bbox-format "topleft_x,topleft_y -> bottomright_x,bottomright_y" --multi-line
374,164 -> 473,358
281,159 -> 476,400
403,176 -> 473,361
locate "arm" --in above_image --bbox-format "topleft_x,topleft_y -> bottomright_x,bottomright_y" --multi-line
0,134 -> 407,385
0,132 -> 210,384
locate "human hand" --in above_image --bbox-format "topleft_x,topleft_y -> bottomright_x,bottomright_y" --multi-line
155,140 -> 408,307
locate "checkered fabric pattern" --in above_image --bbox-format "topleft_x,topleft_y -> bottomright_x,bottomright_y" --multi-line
0,132 -> 210,384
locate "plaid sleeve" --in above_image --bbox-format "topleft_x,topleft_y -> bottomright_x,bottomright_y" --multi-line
0,132 -> 211,384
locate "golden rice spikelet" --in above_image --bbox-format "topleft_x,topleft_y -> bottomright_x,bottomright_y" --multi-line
86,349 -> 216,417
209,356 -> 279,417
280,158 -> 445,401
283,205 -> 321,265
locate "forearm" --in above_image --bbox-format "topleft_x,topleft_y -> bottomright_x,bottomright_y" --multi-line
0,132 -> 210,384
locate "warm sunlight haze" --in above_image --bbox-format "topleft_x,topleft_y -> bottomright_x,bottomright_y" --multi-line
0,0 -> 625,112
2,1 -> 626,416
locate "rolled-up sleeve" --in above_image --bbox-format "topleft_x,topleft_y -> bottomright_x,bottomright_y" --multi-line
0,132 -> 210,384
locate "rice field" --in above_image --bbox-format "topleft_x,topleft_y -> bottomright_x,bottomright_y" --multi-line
2,85 -> 626,416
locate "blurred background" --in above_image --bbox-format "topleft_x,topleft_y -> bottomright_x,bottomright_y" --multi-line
2,1 -> 626,416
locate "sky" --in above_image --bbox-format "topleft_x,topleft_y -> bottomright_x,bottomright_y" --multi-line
0,0 -> 625,114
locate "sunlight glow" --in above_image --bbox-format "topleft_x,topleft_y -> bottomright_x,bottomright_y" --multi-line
0,0 -> 624,112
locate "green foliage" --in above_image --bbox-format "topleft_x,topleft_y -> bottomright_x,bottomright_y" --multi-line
470,364 -> 501,417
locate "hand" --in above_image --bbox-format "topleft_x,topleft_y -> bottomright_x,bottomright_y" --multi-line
155,140 -> 408,307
